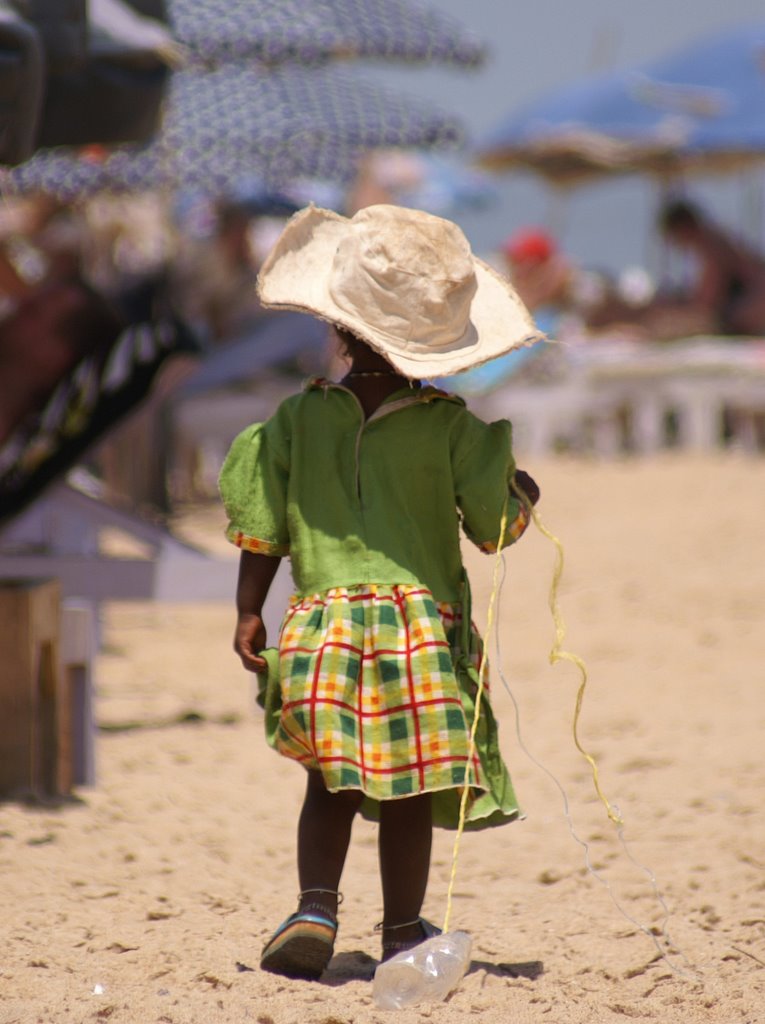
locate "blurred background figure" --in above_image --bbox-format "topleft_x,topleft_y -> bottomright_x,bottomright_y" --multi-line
83,193 -> 176,302
0,195 -> 87,311
657,198 -> 765,336
501,226 -> 614,339
168,199 -> 270,345
0,277 -> 124,447
503,228 -> 573,313
583,198 -> 765,340
0,193 -> 206,520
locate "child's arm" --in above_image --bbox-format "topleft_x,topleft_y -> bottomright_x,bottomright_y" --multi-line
453,415 -> 540,552
234,550 -> 282,672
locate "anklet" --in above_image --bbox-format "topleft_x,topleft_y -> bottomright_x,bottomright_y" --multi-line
374,917 -> 421,932
299,889 -> 344,904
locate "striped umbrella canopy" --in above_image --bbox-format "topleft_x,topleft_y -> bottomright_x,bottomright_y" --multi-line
6,63 -> 463,200
168,0 -> 485,68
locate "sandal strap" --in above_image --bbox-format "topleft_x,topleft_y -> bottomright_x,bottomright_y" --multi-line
267,909 -> 338,946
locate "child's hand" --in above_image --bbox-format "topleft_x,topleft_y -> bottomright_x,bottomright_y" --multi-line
513,469 -> 540,507
234,613 -> 268,672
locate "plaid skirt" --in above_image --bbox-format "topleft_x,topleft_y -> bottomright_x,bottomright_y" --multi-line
271,583 -> 520,830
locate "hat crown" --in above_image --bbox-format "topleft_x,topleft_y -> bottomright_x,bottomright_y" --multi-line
256,202 -> 541,378
328,205 -> 477,353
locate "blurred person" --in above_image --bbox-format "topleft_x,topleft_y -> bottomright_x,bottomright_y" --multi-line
345,152 -> 398,214
170,200 -> 267,343
500,227 -> 614,341
0,274 -> 204,521
0,197 -> 75,317
8,195 -> 86,287
585,200 -> 765,340
83,194 -> 177,297
0,277 -> 124,446
0,249 -> 31,315
657,198 -> 765,336
502,228 -> 574,313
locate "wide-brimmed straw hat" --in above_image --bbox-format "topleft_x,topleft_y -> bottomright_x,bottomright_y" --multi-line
257,203 -> 544,378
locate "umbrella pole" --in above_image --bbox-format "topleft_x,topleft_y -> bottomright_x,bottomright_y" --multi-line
654,174 -> 678,288
544,185 -> 570,240
742,170 -> 764,248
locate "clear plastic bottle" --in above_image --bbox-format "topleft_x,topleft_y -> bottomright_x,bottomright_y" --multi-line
372,931 -> 472,1010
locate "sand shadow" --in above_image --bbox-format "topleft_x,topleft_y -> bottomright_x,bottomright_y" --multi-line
322,950 -> 378,985
98,709 -> 241,733
320,952 -> 544,987
468,958 -> 544,981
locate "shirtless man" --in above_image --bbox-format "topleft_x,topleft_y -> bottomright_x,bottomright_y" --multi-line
659,199 -> 765,336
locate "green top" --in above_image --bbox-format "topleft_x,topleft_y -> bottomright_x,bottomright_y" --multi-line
219,378 -> 528,603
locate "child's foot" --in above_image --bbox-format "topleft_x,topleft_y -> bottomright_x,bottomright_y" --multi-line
260,908 -> 337,980
380,917 -> 441,962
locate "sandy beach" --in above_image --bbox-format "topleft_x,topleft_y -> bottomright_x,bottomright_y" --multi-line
2,453 -> 763,1024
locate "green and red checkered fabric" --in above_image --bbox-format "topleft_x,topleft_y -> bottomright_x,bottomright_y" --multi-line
275,584 -> 489,800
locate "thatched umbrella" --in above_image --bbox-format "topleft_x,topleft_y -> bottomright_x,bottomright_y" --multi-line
477,23 -> 765,186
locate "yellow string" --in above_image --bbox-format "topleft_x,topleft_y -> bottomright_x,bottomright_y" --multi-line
509,491 -> 695,975
443,482 -> 624,935
442,495 -> 509,935
517,484 -> 623,828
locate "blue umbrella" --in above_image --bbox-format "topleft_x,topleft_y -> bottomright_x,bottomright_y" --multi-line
478,23 -> 765,184
168,0 -> 485,68
7,63 -> 463,200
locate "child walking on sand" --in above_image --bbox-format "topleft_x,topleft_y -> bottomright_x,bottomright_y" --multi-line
219,204 -> 543,981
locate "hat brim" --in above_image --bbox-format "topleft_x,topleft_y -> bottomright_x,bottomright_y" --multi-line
257,205 -> 546,378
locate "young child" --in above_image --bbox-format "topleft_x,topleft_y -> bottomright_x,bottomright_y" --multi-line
219,203 -> 543,981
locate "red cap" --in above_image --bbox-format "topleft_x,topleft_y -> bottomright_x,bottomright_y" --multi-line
503,229 -> 556,264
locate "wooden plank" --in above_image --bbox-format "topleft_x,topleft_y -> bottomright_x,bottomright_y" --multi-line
0,580 -> 36,796
0,578 -> 70,799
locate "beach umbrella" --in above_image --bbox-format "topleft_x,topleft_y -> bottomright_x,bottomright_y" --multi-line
477,23 -> 765,185
5,63 -> 463,200
168,0 -> 485,69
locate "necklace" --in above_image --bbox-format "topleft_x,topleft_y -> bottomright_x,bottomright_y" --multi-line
345,370 -> 404,379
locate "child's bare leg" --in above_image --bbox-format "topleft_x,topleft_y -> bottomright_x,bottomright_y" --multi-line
378,793 -> 432,954
297,769 -> 364,919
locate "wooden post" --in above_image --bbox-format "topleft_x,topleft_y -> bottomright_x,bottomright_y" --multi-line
0,578 -> 72,799
61,599 -> 96,787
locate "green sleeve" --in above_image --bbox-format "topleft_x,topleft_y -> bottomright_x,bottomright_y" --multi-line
452,413 -> 529,553
218,412 -> 291,556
